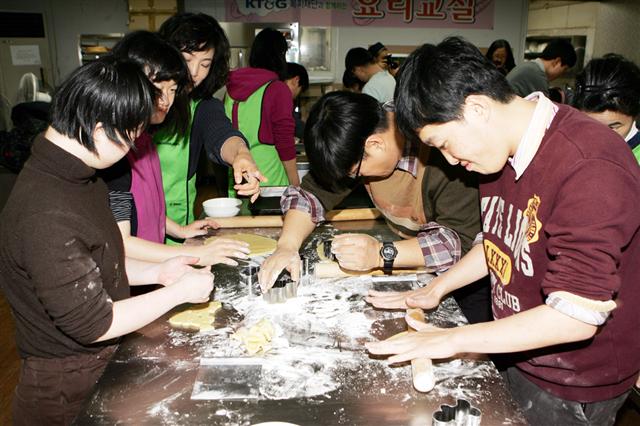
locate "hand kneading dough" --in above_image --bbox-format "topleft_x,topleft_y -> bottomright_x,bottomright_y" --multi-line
232,318 -> 275,355
205,233 -> 277,257
168,301 -> 222,332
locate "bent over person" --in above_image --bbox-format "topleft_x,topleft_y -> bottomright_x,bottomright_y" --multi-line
366,37 -> 640,426
259,91 -> 491,324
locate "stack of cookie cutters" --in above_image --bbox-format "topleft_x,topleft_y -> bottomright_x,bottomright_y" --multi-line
432,399 -> 482,426
263,270 -> 298,304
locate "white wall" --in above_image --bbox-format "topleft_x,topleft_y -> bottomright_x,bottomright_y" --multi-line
593,0 -> 640,64
187,0 -> 529,84
2,0 -> 129,83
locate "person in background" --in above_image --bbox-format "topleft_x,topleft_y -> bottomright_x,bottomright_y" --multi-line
156,13 -> 264,244
506,38 -> 576,97
573,54 -> 640,163
225,27 -> 299,195
342,69 -> 364,92
284,62 -> 309,140
366,36 -> 640,426
345,47 -> 396,103
0,57 -> 214,425
485,39 -> 515,76
368,41 -> 399,77
259,91 -> 491,324
100,31 -> 249,266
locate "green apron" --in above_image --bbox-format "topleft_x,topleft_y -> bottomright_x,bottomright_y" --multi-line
224,82 -> 289,197
154,100 -> 200,245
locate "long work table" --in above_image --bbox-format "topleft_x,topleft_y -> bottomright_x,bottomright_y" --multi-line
74,220 -> 527,425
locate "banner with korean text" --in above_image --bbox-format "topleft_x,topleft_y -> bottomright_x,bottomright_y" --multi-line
225,0 -> 495,29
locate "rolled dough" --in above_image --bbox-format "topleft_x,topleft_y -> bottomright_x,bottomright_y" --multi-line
205,233 -> 277,257
168,301 -> 222,332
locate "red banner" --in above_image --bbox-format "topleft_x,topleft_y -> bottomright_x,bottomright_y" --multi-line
224,0 -> 495,29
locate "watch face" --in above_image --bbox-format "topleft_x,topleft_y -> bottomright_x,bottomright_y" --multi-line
381,244 -> 397,260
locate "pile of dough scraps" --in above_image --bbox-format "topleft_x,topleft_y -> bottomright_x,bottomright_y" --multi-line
232,318 -> 275,355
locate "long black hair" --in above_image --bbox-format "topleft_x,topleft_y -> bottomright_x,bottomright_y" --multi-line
159,13 -> 231,100
112,30 -> 190,134
485,39 -> 515,75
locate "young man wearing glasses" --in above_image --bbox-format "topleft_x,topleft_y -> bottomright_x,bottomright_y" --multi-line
258,91 -> 489,324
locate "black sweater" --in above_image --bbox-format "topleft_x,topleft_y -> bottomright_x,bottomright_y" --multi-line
0,135 -> 128,358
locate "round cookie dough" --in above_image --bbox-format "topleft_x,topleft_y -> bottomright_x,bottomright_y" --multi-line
206,233 -> 277,257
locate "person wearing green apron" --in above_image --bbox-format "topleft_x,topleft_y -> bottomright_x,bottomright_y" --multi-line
157,13 -> 264,244
223,28 -> 299,197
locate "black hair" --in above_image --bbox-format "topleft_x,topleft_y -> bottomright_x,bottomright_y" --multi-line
304,91 -> 389,190
342,69 -> 364,92
158,13 -> 230,99
345,47 -> 375,72
368,42 -> 386,58
112,30 -> 190,134
50,56 -> 155,154
249,28 -> 288,80
485,39 -> 515,75
285,62 -> 309,93
395,37 -> 515,139
573,54 -> 640,117
540,39 -> 577,68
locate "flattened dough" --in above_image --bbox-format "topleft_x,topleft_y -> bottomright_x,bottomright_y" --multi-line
168,301 -> 222,332
205,233 -> 277,257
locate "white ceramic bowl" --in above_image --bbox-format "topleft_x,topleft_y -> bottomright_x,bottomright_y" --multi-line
202,197 -> 242,218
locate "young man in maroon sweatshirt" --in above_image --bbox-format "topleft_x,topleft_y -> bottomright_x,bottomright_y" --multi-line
366,37 -> 640,426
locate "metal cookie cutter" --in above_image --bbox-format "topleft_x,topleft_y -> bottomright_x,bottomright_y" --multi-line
432,399 -> 482,426
263,270 -> 298,304
239,263 -> 260,298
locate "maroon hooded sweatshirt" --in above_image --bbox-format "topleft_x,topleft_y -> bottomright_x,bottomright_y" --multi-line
226,67 -> 296,161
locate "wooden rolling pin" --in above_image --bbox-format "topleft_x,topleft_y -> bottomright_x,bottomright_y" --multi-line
314,261 -> 425,278
209,208 -> 381,228
407,308 -> 435,393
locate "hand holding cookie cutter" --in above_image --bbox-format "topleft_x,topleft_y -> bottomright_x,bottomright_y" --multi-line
432,399 -> 482,426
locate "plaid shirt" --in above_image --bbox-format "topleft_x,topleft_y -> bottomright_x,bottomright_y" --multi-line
281,138 -> 462,272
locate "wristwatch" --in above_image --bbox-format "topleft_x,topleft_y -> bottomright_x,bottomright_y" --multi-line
379,242 -> 398,275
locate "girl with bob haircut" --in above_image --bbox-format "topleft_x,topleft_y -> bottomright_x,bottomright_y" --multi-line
0,56 -> 215,425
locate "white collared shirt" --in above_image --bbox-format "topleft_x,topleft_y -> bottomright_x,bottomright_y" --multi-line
508,92 -> 559,180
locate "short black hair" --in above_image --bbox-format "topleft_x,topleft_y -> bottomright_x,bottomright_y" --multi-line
50,57 -> 155,154
485,39 -> 515,74
342,69 -> 364,92
395,37 -> 515,138
159,13 -> 230,99
304,91 -> 389,190
250,28 -> 288,80
540,38 -> 577,68
573,54 -> 640,118
345,47 -> 374,72
368,42 -> 386,58
112,30 -> 190,134
285,62 -> 309,93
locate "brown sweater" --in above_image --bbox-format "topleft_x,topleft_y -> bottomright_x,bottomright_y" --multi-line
0,135 -> 129,358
